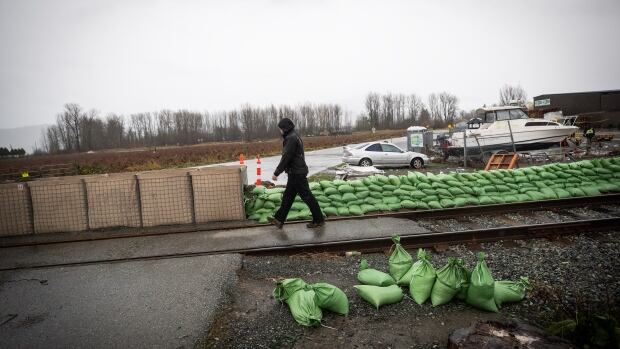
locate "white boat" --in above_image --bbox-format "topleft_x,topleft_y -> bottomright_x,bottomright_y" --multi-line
446,106 -> 579,156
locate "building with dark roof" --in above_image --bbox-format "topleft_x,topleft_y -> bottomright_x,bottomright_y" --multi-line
533,90 -> 620,129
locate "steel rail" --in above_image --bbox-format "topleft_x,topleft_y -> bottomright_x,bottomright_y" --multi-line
2,194 -> 619,249
2,217 -> 618,272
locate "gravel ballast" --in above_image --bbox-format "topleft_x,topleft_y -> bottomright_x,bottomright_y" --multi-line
203,231 -> 620,348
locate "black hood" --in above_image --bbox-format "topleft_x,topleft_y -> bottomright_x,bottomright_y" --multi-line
277,118 -> 295,133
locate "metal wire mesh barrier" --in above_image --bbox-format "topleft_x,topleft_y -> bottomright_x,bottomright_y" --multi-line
0,183 -> 33,236
85,174 -> 141,229
138,170 -> 195,227
29,177 -> 89,234
191,167 -> 245,223
0,166 -> 246,237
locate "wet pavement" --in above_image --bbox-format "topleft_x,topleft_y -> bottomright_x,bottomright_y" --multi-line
196,136 -> 407,185
0,217 -> 426,270
0,253 -> 242,349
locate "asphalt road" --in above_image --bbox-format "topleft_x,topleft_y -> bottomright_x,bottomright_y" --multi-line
0,254 -> 242,349
198,136 -> 407,185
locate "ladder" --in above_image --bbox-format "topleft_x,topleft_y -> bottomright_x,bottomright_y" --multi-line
485,152 -> 519,170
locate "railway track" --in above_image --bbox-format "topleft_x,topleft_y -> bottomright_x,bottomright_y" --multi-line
1,199 -> 619,271
2,194 -> 620,249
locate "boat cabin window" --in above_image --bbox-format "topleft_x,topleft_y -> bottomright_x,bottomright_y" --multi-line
509,109 -> 528,119
496,110 -> 511,121
484,112 -> 495,123
524,121 -> 560,126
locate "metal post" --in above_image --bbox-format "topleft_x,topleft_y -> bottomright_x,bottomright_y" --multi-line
507,119 -> 517,153
463,131 -> 467,169
507,119 -> 518,168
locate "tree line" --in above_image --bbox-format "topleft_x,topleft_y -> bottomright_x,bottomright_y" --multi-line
37,84 -> 527,154
356,91 -> 460,130
0,147 -> 26,158
40,103 -> 351,154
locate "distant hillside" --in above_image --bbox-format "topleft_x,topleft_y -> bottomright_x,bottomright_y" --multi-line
0,124 -> 50,153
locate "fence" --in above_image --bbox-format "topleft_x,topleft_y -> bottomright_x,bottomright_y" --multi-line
0,165 -> 247,237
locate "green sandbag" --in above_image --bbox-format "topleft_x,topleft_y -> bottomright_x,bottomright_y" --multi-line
253,198 -> 265,210
324,187 -> 339,195
323,206 -> 338,217
408,249 -> 436,304
383,184 -> 398,191
337,207 -> 350,216
286,289 -> 322,326
374,203 -> 390,211
401,200 -> 417,209
252,186 -> 266,194
455,260 -> 470,300
292,202 -> 309,211
466,252 -> 498,312
422,188 -> 438,196
361,204 -> 377,213
526,191 -> 545,201
333,179 -> 346,186
388,175 -> 402,186
258,213 -> 270,223
338,184 -> 355,193
494,277 -> 531,309
369,191 -> 383,200
495,185 -> 510,193
478,196 -> 493,205
354,284 -> 403,309
286,210 -> 301,220
320,180 -> 335,189
400,184 -> 416,191
248,213 -> 261,220
274,278 -> 308,302
310,282 -> 349,315
448,187 -> 465,196
316,195 -> 330,203
554,188 -> 571,199
428,201 -> 442,209
265,187 -> 286,194
309,182 -> 321,190
376,175 -> 390,184
421,195 -> 439,203
439,198 -> 455,208
387,203 -> 401,211
436,188 -> 452,197
356,191 -> 370,199
453,197 -> 468,207
417,201 -> 430,210
357,259 -> 395,286
329,194 -> 343,202
349,205 -> 363,216
368,184 -> 383,192
431,257 -> 461,306
342,192 -> 358,202
382,196 -> 400,204
266,193 -> 283,203
348,179 -> 364,187
389,235 -> 413,282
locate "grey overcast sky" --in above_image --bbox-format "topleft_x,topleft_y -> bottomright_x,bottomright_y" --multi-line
0,0 -> 619,129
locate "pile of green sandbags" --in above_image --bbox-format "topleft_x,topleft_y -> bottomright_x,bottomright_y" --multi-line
353,236 -> 530,312
246,157 -> 620,222
273,278 -> 349,327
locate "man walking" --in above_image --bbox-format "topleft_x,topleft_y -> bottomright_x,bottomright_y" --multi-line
268,118 -> 325,229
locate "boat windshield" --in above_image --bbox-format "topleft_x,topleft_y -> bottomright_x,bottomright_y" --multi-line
509,109 -> 528,119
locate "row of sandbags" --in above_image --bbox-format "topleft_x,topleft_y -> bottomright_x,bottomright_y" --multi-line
354,236 -> 530,312
246,157 -> 620,222
273,278 -> 348,326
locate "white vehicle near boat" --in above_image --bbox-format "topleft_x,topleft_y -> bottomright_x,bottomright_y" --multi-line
445,106 -> 579,156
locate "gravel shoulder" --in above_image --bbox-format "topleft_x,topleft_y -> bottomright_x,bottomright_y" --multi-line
203,232 -> 620,348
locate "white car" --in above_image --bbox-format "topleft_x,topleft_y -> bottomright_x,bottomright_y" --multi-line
342,141 -> 429,169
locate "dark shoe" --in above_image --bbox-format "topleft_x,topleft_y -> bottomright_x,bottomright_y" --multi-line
306,221 -> 325,228
268,217 -> 284,229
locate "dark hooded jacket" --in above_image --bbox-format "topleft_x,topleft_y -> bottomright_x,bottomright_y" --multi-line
274,118 -> 309,176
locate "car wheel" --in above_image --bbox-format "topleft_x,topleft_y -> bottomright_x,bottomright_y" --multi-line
410,157 -> 424,169
359,158 -> 373,167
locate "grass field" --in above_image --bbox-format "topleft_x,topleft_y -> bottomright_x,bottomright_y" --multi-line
0,130 -> 406,175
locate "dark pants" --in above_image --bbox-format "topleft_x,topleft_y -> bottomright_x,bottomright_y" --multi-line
274,173 -> 324,223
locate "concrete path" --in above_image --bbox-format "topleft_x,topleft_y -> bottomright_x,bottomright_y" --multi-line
197,136 -> 407,185
1,217 -> 427,271
0,254 -> 242,349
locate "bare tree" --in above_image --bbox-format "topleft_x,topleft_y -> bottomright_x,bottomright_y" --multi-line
427,93 -> 441,122
406,94 -> 423,125
438,92 -> 459,123
364,93 -> 381,129
499,84 -> 528,106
